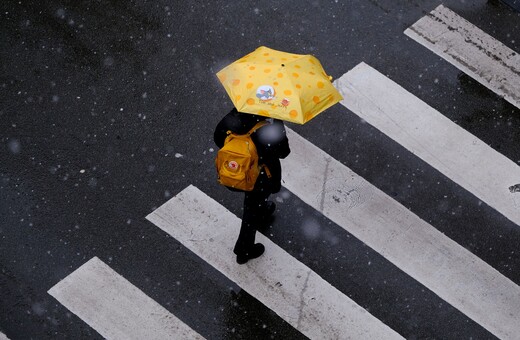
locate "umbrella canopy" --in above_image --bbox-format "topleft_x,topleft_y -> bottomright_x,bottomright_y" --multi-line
217,46 -> 343,124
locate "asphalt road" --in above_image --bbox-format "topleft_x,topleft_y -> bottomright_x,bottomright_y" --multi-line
1,0 -> 520,339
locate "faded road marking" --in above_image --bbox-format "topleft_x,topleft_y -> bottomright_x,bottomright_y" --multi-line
146,185 -> 403,340
335,62 -> 520,226
282,127 -> 520,340
404,4 -> 520,110
48,257 -> 205,340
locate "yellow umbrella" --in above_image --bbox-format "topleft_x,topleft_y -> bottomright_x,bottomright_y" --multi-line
217,46 -> 343,124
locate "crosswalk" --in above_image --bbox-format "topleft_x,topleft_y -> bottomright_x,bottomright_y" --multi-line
48,257 -> 205,340
147,185 -> 403,339
404,5 -> 520,110
334,62 -> 520,227
282,127 -> 520,339
42,4 -> 520,340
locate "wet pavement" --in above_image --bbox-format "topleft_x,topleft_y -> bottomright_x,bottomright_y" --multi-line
1,0 -> 520,339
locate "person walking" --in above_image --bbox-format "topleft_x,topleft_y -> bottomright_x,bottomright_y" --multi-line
214,46 -> 341,264
214,108 -> 290,264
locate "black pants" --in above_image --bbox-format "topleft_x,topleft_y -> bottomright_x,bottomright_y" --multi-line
233,189 -> 271,256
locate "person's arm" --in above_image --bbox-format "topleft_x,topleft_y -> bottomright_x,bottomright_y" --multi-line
213,119 -> 228,148
273,120 -> 290,159
214,109 -> 238,148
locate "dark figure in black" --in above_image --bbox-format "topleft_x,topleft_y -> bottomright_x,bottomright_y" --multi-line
214,108 -> 291,264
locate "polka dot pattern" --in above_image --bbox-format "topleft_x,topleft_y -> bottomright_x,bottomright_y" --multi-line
216,46 -> 343,124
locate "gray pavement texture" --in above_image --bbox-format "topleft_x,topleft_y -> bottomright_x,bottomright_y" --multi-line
495,0 -> 520,11
1,0 -> 520,339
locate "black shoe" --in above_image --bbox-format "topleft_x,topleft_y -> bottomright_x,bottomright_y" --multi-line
236,243 -> 265,264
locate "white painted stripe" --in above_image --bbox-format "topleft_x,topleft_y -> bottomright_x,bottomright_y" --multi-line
281,127 -> 520,340
404,4 -> 520,110
0,331 -> 9,340
334,62 -> 520,227
48,257 -> 205,340
146,185 -> 403,340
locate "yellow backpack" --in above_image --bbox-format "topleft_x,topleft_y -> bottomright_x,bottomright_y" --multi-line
215,121 -> 270,191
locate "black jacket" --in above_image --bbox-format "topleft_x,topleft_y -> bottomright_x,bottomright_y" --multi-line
214,108 -> 291,193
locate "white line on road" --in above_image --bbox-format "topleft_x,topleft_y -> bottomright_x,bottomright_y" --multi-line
48,257 -> 205,340
0,331 -> 9,340
404,4 -> 520,110
335,62 -> 520,227
282,127 -> 520,340
146,185 -> 404,340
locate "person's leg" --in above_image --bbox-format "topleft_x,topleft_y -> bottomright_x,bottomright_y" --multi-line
233,190 -> 270,263
253,172 -> 276,218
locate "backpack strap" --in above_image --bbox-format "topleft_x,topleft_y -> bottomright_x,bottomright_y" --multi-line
248,120 -> 272,178
262,164 -> 272,178
225,120 -> 269,137
246,120 -> 269,136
